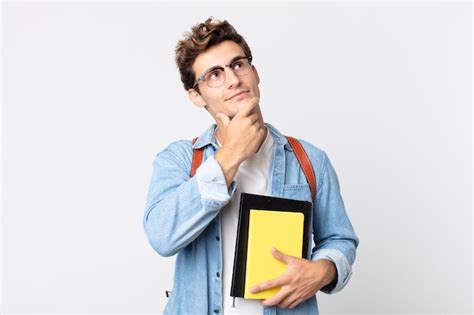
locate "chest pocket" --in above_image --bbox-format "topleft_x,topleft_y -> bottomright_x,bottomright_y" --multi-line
282,183 -> 312,203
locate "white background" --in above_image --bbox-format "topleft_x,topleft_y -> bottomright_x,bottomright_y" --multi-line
1,1 -> 472,314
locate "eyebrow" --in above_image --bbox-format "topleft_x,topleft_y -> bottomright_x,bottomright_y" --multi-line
202,55 -> 247,75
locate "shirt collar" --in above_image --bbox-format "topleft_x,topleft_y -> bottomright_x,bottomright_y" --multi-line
192,122 -> 293,152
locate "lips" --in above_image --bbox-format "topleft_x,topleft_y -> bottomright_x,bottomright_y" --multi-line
227,90 -> 249,101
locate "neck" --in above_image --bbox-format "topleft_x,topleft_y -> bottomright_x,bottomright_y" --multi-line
255,126 -> 268,153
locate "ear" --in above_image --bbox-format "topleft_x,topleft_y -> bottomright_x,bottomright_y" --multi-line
187,88 -> 207,108
252,65 -> 260,85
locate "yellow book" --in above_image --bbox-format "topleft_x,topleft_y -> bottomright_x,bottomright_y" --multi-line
244,209 -> 304,299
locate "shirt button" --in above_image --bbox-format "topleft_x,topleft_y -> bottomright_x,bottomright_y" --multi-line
216,236 -> 220,241
216,272 -> 220,278
213,309 -> 219,313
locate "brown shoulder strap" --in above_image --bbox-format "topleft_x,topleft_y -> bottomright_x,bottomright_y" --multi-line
286,136 -> 317,200
190,137 -> 204,177
190,136 -> 316,200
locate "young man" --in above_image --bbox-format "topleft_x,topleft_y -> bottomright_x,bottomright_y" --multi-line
144,18 -> 359,315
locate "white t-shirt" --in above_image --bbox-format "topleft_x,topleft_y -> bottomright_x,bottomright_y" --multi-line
216,127 -> 275,315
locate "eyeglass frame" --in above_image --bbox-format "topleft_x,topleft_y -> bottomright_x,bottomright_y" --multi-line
192,55 -> 253,89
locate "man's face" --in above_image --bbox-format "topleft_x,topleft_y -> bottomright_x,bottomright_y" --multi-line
188,40 -> 261,120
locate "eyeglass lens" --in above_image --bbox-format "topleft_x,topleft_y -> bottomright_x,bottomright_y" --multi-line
204,58 -> 252,88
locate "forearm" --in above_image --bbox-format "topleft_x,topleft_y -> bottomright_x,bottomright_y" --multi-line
214,147 -> 241,188
144,176 -> 224,257
144,150 -> 236,257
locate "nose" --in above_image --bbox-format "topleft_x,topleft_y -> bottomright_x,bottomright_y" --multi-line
224,66 -> 241,89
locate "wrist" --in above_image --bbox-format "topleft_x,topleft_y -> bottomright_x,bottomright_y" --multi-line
314,259 -> 337,287
216,146 -> 242,168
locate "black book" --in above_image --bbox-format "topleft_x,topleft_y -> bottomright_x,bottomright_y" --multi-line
230,193 -> 313,300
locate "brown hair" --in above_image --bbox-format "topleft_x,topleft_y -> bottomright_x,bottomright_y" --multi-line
175,17 -> 252,92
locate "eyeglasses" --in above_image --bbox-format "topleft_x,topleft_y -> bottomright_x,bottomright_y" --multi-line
193,56 -> 253,89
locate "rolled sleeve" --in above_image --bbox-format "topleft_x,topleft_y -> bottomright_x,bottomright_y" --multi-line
312,248 -> 353,294
195,155 -> 237,210
310,151 -> 359,295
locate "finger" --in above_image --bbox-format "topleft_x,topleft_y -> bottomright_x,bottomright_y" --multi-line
288,298 -> 303,309
236,96 -> 259,118
215,113 -> 230,129
252,121 -> 261,132
251,275 -> 288,294
278,295 -> 298,309
271,247 -> 294,264
248,112 -> 259,124
262,287 -> 291,307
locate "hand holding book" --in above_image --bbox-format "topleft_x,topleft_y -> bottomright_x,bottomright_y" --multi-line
250,247 -> 337,309
230,193 -> 337,309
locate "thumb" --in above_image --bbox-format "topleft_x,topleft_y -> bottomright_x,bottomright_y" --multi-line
216,113 -> 230,128
271,247 -> 293,264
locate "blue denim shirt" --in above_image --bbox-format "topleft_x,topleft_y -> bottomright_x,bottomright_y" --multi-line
144,123 -> 359,315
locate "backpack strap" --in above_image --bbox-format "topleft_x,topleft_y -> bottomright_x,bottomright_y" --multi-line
190,138 -> 204,178
190,136 -> 317,200
286,136 -> 316,200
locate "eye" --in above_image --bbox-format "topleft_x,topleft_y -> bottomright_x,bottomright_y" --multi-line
205,69 -> 224,81
232,61 -> 244,70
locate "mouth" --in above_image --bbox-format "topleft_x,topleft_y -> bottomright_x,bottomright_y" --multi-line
227,90 -> 249,101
